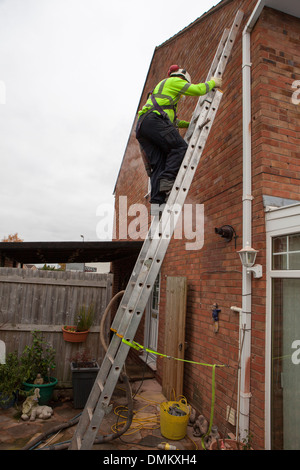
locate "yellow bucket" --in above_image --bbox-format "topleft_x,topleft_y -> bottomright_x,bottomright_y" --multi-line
160,398 -> 190,440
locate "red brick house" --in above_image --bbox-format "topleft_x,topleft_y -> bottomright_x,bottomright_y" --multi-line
112,0 -> 300,450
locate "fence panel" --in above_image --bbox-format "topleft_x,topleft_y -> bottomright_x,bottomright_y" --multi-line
0,267 -> 113,386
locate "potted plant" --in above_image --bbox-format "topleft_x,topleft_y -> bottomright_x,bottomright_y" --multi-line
210,432 -> 254,450
62,304 -> 95,343
70,348 -> 99,408
20,330 -> 57,405
0,351 -> 27,409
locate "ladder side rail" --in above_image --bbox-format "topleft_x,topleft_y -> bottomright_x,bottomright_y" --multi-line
212,10 -> 244,80
204,28 -> 230,79
115,215 -> 161,305
68,343 -> 118,449
186,9 -> 243,141
79,344 -> 131,448
110,215 -> 160,332
185,28 -> 230,141
69,330 -> 125,449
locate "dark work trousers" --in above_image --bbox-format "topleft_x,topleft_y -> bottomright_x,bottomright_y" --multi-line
136,112 -> 188,204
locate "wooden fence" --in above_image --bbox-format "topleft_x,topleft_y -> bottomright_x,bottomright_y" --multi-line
0,267 -> 113,387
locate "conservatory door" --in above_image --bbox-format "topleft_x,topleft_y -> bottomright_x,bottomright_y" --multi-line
270,232 -> 300,450
272,278 -> 300,449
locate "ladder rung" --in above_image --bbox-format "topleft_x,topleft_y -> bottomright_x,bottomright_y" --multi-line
107,354 -> 114,365
96,379 -> 104,392
87,407 -> 94,421
198,118 -> 211,130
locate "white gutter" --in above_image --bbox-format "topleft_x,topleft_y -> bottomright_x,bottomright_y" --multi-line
240,0 -> 265,442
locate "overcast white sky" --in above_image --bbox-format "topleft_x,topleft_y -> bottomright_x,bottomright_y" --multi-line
0,0 -> 219,242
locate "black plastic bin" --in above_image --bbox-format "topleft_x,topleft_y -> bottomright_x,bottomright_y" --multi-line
71,361 -> 100,409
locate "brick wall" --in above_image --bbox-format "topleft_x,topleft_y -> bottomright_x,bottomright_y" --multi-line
0,256 -> 17,268
113,0 -> 300,450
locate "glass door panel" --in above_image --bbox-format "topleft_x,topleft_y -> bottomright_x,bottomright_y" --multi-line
271,278 -> 300,449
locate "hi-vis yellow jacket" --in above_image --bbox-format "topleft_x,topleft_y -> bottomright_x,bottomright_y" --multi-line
138,76 -> 216,128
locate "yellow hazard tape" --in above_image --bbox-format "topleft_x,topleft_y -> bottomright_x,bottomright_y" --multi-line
110,327 -> 124,339
121,338 -> 227,369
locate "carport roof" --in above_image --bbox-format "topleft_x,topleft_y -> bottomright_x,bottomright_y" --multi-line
0,240 -> 143,265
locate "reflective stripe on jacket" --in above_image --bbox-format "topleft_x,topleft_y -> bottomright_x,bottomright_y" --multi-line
138,76 -> 215,128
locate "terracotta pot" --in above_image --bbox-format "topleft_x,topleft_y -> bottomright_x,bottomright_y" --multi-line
62,326 -> 89,343
210,439 -> 251,450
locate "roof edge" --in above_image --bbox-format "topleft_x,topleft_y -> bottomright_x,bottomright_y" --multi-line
156,0 -> 234,49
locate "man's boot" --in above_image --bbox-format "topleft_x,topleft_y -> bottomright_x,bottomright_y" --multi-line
159,178 -> 174,197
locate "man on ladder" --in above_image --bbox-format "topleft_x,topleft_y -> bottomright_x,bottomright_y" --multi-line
136,65 -> 222,205
69,10 -> 243,450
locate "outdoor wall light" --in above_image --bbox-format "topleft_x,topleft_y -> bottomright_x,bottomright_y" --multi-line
238,243 -> 262,278
215,225 -> 238,248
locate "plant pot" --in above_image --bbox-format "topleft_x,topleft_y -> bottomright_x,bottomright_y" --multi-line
0,391 -> 18,409
62,326 -> 89,343
23,377 -> 58,405
71,361 -> 99,408
210,438 -> 252,450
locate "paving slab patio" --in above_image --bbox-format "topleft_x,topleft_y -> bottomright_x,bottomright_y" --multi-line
0,375 -> 203,452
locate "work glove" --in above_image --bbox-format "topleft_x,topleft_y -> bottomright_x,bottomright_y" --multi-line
211,77 -> 222,88
176,119 -> 190,129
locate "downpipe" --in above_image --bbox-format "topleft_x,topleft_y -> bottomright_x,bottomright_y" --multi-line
240,0 -> 265,442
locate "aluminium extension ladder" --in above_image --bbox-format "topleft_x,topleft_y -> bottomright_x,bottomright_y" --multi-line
69,10 -> 243,450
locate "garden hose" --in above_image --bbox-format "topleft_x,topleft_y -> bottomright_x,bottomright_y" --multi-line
99,290 -> 125,353
21,414 -> 81,450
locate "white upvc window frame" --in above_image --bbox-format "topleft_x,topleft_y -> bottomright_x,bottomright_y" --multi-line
265,203 -> 300,449
141,273 -> 161,371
